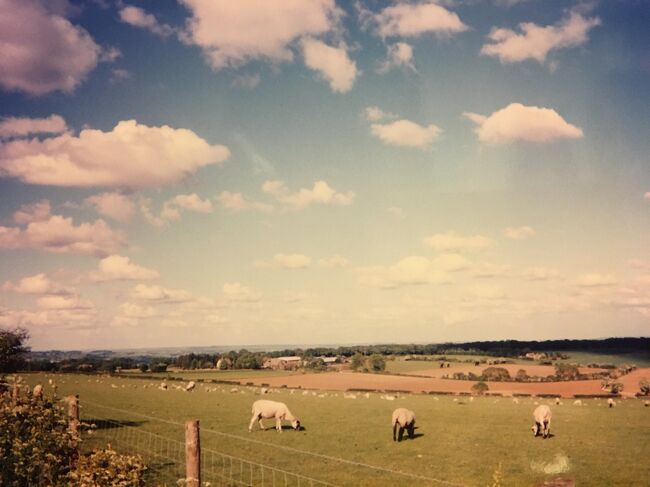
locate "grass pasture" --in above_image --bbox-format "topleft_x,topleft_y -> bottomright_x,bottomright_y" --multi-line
20,372 -> 650,486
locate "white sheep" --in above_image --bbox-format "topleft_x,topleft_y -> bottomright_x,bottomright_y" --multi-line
248,400 -> 300,432
392,408 -> 416,442
159,382 -> 168,390
608,398 -> 615,408
32,384 -> 43,399
532,405 -> 552,439
644,400 -> 649,407
185,381 -> 196,392
573,400 -> 583,406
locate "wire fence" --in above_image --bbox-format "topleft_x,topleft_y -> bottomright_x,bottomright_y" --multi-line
80,400 -> 464,487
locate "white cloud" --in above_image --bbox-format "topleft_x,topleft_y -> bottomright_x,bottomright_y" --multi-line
222,282 -> 261,303
357,255 -> 450,289
161,194 -> 213,221
110,69 -> 132,84
318,255 -> 349,268
371,1 -> 467,38
504,226 -> 536,240
432,253 -> 470,272
523,267 -> 561,281
464,103 -> 583,144
91,255 -> 159,282
119,302 -> 158,319
178,0 -> 341,70
2,273 -> 72,295
231,73 -> 261,90
575,274 -> 617,287
370,119 -> 442,149
480,11 -> 600,64
131,284 -> 193,303
387,206 -> 405,219
37,294 -> 93,310
119,5 -> 174,37
379,42 -> 416,73
0,115 -> 67,138
0,0 -> 101,95
0,306 -> 97,330
256,253 -> 312,269
423,231 -> 495,252
0,119 -> 230,188
216,191 -> 273,213
0,215 -> 126,257
13,200 -> 51,225
301,38 -> 358,93
364,106 -> 396,122
262,180 -> 355,209
85,192 -> 135,222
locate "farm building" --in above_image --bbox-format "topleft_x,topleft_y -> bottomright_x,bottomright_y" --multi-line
263,356 -> 304,370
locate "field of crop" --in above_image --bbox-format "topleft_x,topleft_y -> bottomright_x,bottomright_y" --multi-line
19,372 -> 650,486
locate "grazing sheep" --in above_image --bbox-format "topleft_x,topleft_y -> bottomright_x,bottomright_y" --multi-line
344,393 -> 357,399
248,400 -> 300,432
32,384 -> 43,399
392,408 -> 416,442
260,387 -> 268,395
512,398 -> 519,404
532,405 -> 552,439
573,400 -> 583,406
159,382 -> 168,390
608,398 -> 615,408
644,400 -> 649,407
555,398 -> 561,405
185,381 -> 196,392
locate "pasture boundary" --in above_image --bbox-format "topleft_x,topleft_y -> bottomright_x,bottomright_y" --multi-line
82,399 -> 466,486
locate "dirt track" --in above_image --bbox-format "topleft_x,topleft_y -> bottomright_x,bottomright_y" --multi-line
236,368 -> 650,397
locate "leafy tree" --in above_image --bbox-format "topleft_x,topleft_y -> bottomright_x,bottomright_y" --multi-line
350,353 -> 365,371
471,381 -> 489,395
554,363 -> 580,380
481,367 -> 511,381
138,363 -> 149,373
639,377 -> 650,396
235,352 -> 262,369
0,328 -> 30,373
150,363 -> 168,373
515,369 -> 529,382
368,354 -> 386,372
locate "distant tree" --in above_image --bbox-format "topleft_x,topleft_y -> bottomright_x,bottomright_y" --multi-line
350,353 -> 365,371
235,352 -> 262,370
554,363 -> 580,380
0,327 -> 30,373
471,381 -> 489,395
305,358 -> 326,371
138,363 -> 149,373
515,369 -> 529,382
367,354 -> 386,372
639,378 -> 650,396
481,367 -> 511,381
150,363 -> 168,373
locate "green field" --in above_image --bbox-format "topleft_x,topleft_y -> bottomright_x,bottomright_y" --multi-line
555,351 -> 650,367
19,372 -> 650,486
119,368 -> 299,381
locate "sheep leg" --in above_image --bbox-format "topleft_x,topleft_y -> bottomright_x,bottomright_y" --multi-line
543,420 -> 550,438
276,417 -> 282,432
398,426 -> 405,442
392,422 -> 398,442
407,423 -> 415,439
249,414 -> 259,432
258,418 -> 266,430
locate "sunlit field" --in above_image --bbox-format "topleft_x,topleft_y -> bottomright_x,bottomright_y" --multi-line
21,373 -> 650,486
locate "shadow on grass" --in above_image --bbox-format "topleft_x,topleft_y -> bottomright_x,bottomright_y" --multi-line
82,418 -> 147,430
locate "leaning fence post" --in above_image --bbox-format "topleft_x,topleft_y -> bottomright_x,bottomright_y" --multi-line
185,419 -> 201,487
67,394 -> 79,434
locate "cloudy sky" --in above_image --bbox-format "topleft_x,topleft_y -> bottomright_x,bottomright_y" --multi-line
1,0 -> 649,350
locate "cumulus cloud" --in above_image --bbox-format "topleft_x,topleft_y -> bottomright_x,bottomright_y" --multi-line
262,180 -> 355,209
131,283 -> 193,303
0,215 -> 126,257
85,192 -> 135,222
0,119 -> 230,188
256,253 -> 312,269
379,42 -> 416,73
37,294 -> 93,310
370,119 -> 442,149
119,5 -> 174,37
504,226 -> 536,240
222,282 -> 261,303
364,106 -> 397,122
464,103 -> 583,144
0,0 -> 101,95
0,115 -> 67,139
369,1 -> 467,38
432,253 -> 471,272
424,231 -> 495,252
13,200 -> 51,225
2,273 -> 72,295
91,255 -> 159,282
178,0 -> 341,70
160,194 -> 213,221
357,255 -> 450,289
216,191 -> 273,213
575,273 -> 617,287
301,38 -> 358,93
0,306 -> 97,330
480,10 -> 600,64
119,302 -> 158,319
318,255 -> 349,268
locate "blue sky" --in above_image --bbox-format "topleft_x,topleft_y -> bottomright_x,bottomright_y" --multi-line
0,0 -> 648,350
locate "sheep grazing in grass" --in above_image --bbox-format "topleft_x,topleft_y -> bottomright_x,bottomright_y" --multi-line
32,384 -> 43,399
159,382 -> 168,391
555,398 -> 561,405
643,400 -> 649,407
573,400 -> 583,406
185,381 -> 196,392
608,398 -> 615,408
248,400 -> 300,432
392,408 -> 416,442
532,405 -> 552,439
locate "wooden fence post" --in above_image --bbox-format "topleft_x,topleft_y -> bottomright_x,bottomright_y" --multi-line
67,394 -> 79,435
185,419 -> 201,487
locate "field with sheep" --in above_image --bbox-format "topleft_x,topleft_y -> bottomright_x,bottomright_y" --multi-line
19,372 -> 650,486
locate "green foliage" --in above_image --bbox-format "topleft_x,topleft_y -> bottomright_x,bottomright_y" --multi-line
481,367 -> 510,381
515,369 -> 528,382
150,362 -> 168,373
234,352 -> 263,369
304,358 -> 327,371
68,447 -> 146,486
0,384 -> 76,485
554,363 -> 580,380
639,377 -> 650,396
0,327 -> 30,373
471,381 -> 489,395
350,353 -> 365,371
138,363 -> 149,373
367,354 -> 386,372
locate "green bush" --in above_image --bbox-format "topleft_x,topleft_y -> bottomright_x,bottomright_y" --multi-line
639,378 -> 650,396
471,381 -> 489,395
481,367 -> 510,381
68,447 -> 146,486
